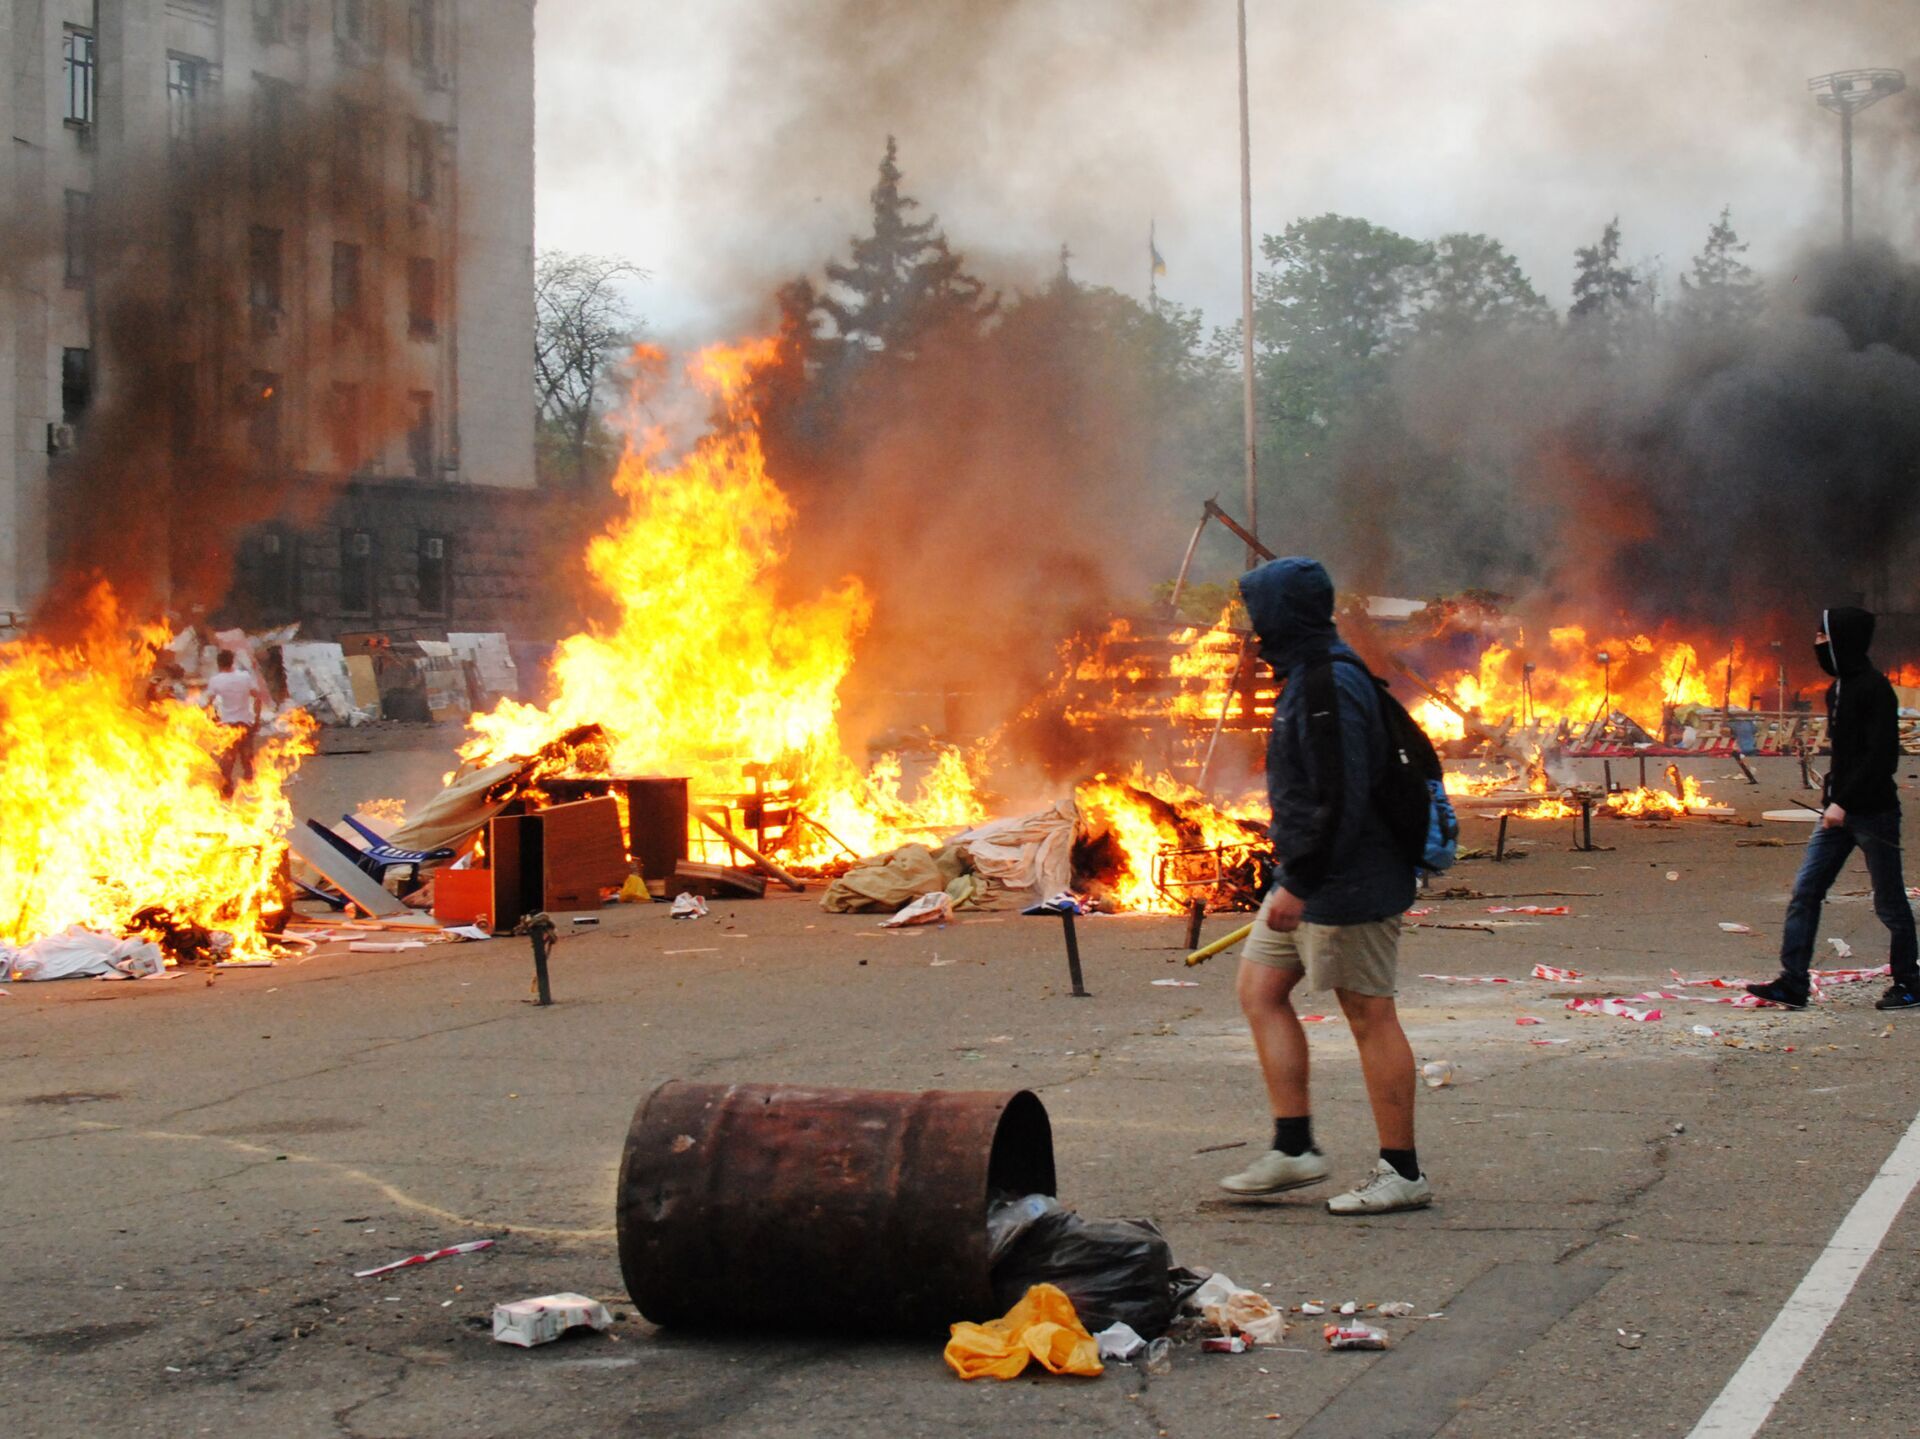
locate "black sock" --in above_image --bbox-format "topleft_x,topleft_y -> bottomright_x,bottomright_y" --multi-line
1380,1147 -> 1420,1182
1273,1115 -> 1314,1156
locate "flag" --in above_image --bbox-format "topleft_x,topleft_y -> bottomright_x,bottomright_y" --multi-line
1149,225 -> 1167,278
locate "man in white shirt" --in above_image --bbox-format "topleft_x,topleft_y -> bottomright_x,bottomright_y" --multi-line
202,649 -> 265,797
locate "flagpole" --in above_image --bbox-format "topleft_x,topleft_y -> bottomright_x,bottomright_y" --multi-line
1149,218 -> 1159,313
1236,0 -> 1260,567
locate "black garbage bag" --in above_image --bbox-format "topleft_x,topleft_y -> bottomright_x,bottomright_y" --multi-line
989,1202 -> 1179,1337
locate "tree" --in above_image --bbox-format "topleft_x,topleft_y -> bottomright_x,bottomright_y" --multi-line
534,252 -> 646,489
812,137 -> 996,363
1679,206 -> 1764,332
1258,213 -> 1433,364
1412,233 -> 1554,340
1569,218 -> 1639,324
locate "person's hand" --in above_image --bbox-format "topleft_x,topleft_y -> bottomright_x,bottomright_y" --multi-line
1822,803 -> 1846,829
1264,888 -> 1306,933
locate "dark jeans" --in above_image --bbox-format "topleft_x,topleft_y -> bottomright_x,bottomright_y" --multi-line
216,723 -> 256,798
1780,806 -> 1918,988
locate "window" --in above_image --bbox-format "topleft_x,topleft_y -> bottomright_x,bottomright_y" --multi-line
251,528 -> 295,615
331,241 -> 362,315
406,120 -> 436,204
63,29 -> 94,126
328,382 -> 366,472
408,0 -> 436,70
167,55 -> 206,148
248,226 -> 284,313
335,0 -> 373,57
417,533 -> 448,616
340,529 -> 375,617
253,0 -> 287,44
407,390 -> 435,478
252,77 -> 294,189
334,99 -> 365,199
169,363 -> 195,455
247,371 -> 282,459
170,210 -> 194,316
407,257 -> 437,338
61,348 -> 93,424
63,190 -> 92,285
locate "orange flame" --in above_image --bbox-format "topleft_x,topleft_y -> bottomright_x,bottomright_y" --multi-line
462,341 -> 986,861
0,585 -> 311,958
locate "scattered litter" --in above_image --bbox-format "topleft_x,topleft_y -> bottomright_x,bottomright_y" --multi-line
1094,1321 -> 1146,1361
882,891 -> 956,928
1418,974 -> 1514,984
1692,1024 -> 1719,1038
1142,1337 -> 1172,1376
1815,964 -> 1890,985
1299,1302 -> 1326,1316
1488,905 -> 1569,916
1666,872 -> 1680,882
1515,1016 -> 1544,1026
1668,972 -> 1748,989
1300,1014 -> 1333,1022
1190,1279 -> 1287,1346
661,948 -> 718,955
1151,978 -> 1199,988
617,874 -> 649,904
443,924 -> 492,941
1566,997 -> 1661,1023
1023,892 -> 1088,917
355,1239 -> 494,1278
492,1292 -> 613,1348
1338,1301 -> 1358,1316
7,928 -> 165,982
1376,1302 -> 1416,1317
1324,1323 -> 1390,1351
1202,1334 -> 1252,1354
1406,907 -> 1433,917
669,893 -> 708,920
348,940 -> 428,953
1828,937 -> 1854,960
945,1283 -> 1103,1380
1421,1061 -> 1456,1088
569,916 -> 600,927
1532,964 -> 1585,982
1530,1037 -> 1573,1045
1718,923 -> 1753,935
1616,1328 -> 1645,1350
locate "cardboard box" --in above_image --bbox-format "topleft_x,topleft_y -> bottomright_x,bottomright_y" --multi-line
433,868 -> 495,928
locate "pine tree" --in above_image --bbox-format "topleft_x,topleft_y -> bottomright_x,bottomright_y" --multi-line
813,137 -> 995,360
1679,206 -> 1763,331
1569,218 -> 1638,324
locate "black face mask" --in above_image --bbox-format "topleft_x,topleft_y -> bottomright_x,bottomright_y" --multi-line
1816,640 -> 1837,677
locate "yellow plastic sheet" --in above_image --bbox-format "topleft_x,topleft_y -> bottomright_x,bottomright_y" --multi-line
944,1283 -> 1104,1381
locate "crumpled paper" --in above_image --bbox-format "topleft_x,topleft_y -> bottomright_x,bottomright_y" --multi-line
945,1283 -> 1103,1381
882,891 -> 955,928
1186,1272 -> 1287,1346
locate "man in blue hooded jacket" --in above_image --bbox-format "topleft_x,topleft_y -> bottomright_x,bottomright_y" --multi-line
1218,557 -> 1430,1214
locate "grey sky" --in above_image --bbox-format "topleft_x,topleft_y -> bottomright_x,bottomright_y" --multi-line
533,1 -> 1917,344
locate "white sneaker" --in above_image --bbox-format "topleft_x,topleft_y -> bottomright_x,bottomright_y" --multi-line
1327,1159 -> 1432,1215
1218,1148 -> 1331,1196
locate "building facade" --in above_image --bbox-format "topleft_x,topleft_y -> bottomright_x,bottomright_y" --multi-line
0,0 -> 544,638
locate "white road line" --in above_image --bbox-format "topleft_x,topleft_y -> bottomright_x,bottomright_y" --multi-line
1689,1106 -> 1920,1437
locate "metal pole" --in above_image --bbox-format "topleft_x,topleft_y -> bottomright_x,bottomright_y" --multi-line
1185,898 -> 1206,952
528,915 -> 555,1006
1841,106 -> 1855,247
1061,913 -> 1089,997
1236,0 -> 1259,566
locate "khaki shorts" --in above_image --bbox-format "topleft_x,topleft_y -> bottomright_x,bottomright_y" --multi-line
1241,895 -> 1401,997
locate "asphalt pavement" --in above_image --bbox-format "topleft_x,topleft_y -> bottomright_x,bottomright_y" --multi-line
5,754 -> 1920,1437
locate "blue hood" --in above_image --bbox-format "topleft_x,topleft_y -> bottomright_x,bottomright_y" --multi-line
1239,557 -> 1339,673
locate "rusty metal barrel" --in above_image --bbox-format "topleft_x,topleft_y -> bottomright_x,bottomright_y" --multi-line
617,1082 -> 1056,1332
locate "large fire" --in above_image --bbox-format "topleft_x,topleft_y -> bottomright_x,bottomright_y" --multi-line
0,586 -> 311,960
463,341 -> 988,864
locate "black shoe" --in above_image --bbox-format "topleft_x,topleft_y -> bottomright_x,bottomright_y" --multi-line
1875,985 -> 1920,1011
1746,978 -> 1809,1009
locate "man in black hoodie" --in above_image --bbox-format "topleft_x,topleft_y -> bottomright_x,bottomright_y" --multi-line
1748,607 -> 1920,1011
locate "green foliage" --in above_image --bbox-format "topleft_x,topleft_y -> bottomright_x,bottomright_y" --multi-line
813,136 -> 997,362
1148,579 -> 1245,626
1413,233 -> 1554,341
1680,206 -> 1764,332
1569,217 -> 1640,324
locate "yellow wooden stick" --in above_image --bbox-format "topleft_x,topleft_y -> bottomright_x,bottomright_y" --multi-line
1186,921 -> 1255,967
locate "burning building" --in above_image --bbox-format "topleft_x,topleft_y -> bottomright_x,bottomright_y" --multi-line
0,0 -> 544,638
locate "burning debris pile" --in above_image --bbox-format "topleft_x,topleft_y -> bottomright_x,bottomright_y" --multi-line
0,587 -> 311,975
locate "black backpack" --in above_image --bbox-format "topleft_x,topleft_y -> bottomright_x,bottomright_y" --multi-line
1302,654 -> 1458,873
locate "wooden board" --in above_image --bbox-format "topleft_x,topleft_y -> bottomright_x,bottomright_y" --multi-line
539,796 -> 630,911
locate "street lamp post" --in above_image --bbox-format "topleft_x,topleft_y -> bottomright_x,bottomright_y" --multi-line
1236,0 -> 1259,567
1808,69 -> 1906,246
